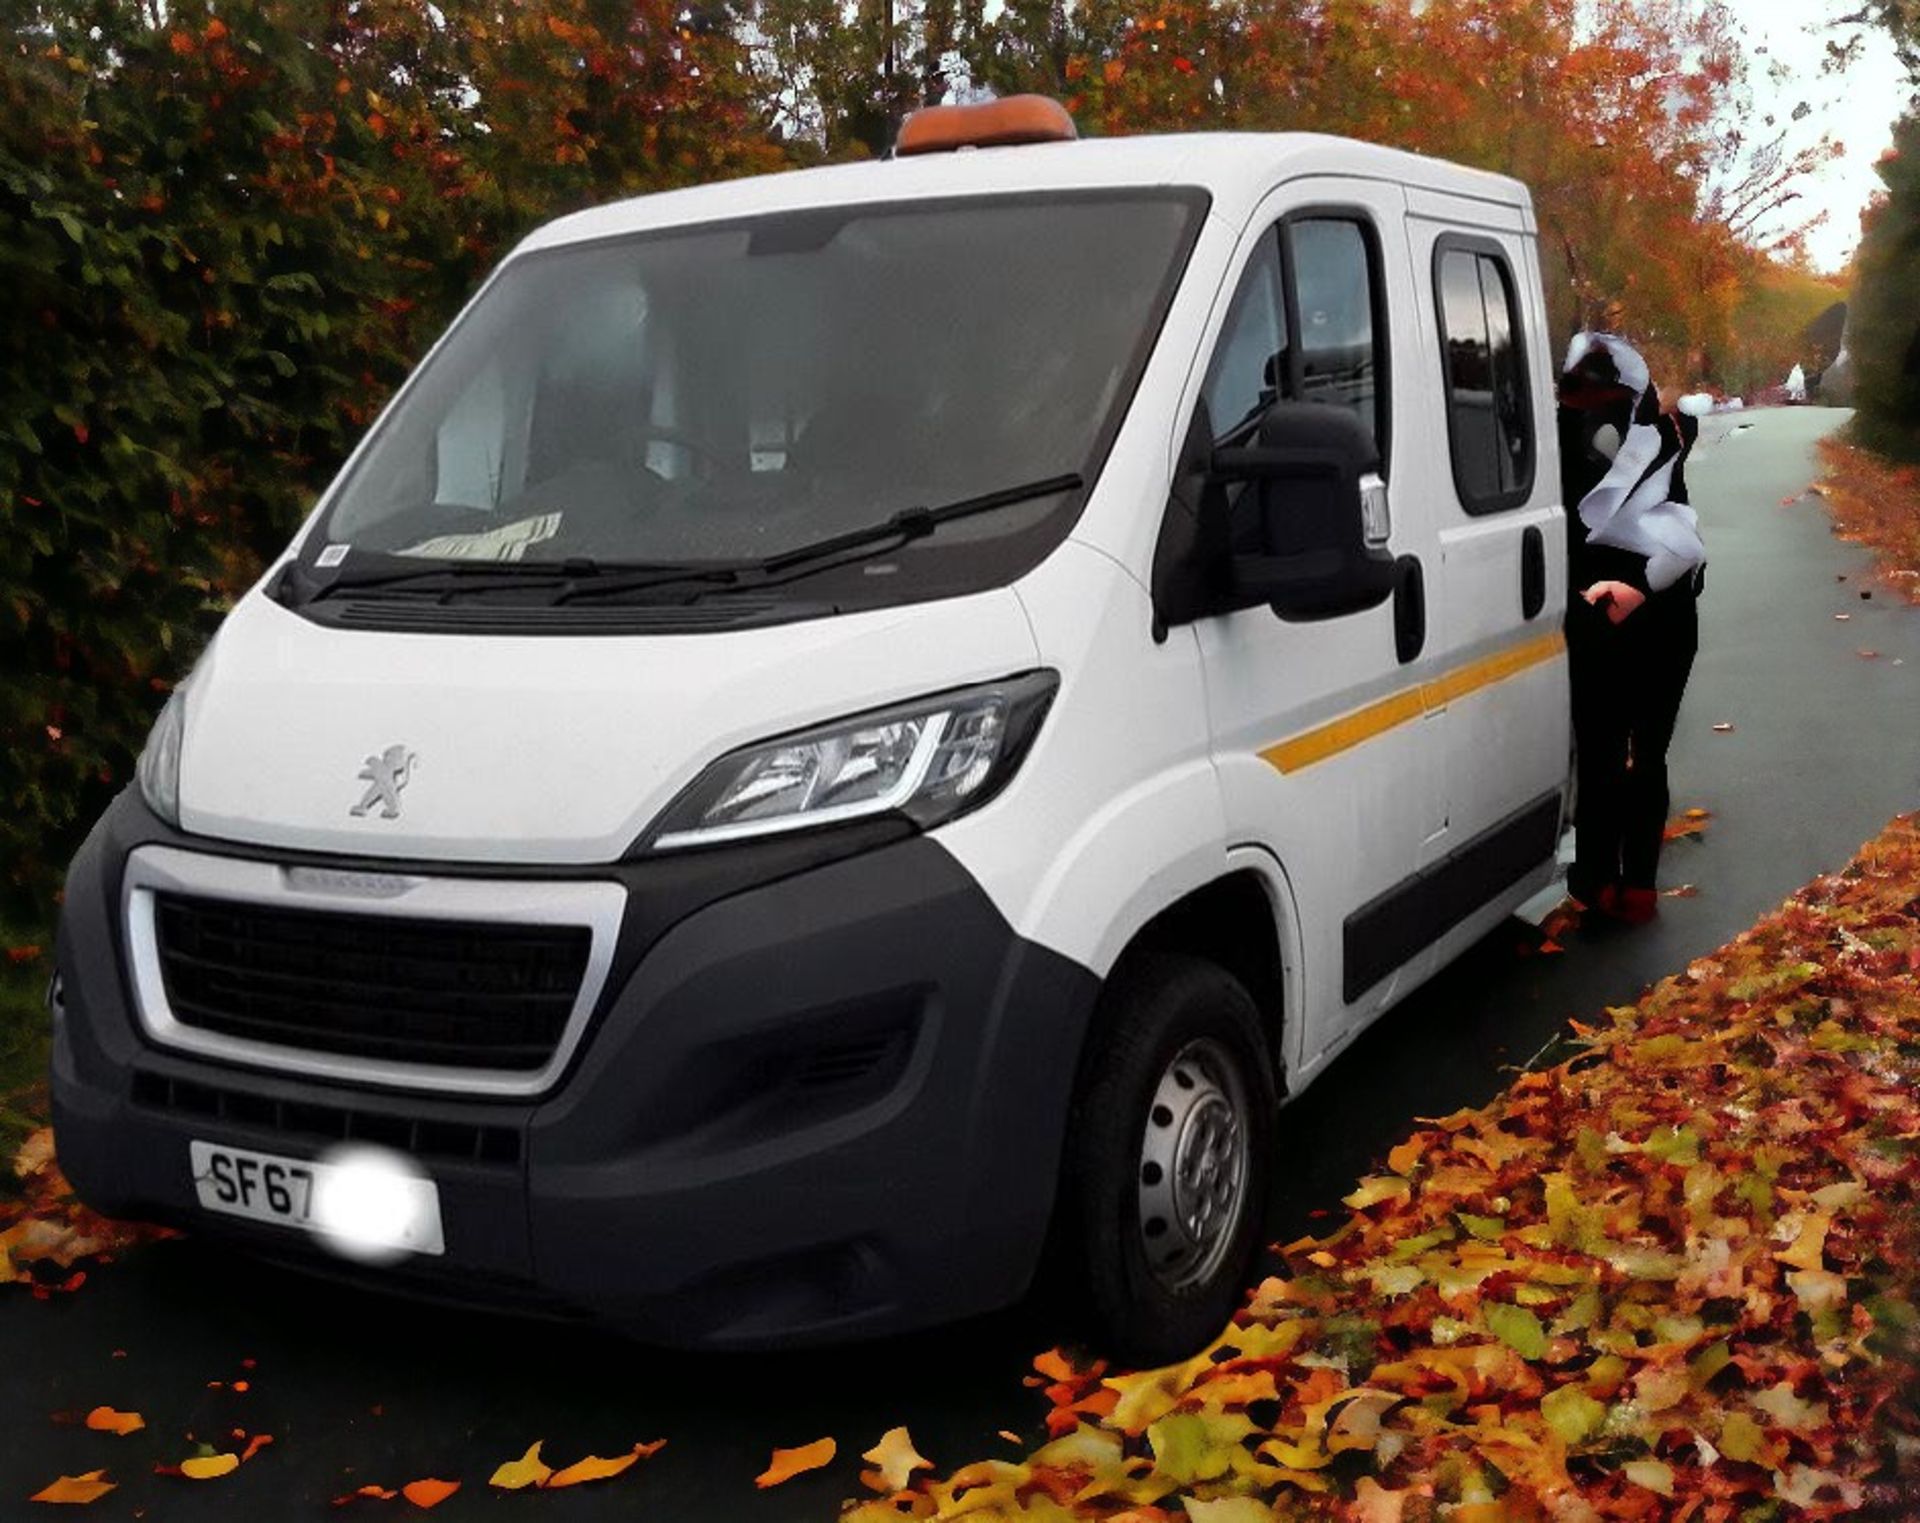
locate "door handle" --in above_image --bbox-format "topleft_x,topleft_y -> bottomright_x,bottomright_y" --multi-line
1521,526 -> 1546,620
1393,555 -> 1425,665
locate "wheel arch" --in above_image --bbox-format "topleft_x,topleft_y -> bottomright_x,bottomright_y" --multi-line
1092,853 -> 1302,1093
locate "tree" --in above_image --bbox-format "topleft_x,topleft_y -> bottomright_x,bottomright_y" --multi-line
1849,113 -> 1920,457
0,0 -> 783,931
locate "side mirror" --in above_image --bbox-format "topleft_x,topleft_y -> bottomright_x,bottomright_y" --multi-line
1210,402 -> 1397,620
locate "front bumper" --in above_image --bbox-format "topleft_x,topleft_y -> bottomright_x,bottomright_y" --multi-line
50,792 -> 1099,1347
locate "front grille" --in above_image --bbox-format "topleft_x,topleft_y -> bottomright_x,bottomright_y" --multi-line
152,894 -> 591,1071
130,1069 -> 522,1166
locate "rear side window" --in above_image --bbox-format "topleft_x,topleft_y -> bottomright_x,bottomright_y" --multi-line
1436,242 -> 1533,512
1200,214 -> 1388,466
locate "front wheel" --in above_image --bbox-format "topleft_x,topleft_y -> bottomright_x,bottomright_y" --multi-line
1059,954 -> 1276,1366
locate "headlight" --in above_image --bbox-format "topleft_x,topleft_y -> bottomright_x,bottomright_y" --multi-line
647,671 -> 1058,851
135,685 -> 187,827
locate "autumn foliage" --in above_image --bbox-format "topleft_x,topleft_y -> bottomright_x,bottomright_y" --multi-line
0,0 -> 778,947
1816,436 -> 1920,601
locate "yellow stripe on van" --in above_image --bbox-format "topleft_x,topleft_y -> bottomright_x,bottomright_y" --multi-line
1259,630 -> 1565,776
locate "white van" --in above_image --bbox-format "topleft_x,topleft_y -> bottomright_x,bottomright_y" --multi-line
51,99 -> 1568,1362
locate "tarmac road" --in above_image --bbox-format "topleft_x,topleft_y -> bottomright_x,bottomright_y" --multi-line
4,406 -> 1916,1521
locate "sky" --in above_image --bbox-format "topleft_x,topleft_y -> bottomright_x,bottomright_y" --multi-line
1728,0 -> 1913,271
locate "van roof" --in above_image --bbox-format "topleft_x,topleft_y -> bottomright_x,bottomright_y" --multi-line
516,133 -> 1534,255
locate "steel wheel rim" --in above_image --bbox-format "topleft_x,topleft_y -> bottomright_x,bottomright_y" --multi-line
1136,1036 -> 1251,1293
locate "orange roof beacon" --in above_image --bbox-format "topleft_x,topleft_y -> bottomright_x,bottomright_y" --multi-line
894,94 -> 1079,156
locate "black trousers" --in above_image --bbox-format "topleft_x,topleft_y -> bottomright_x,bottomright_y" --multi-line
1567,587 -> 1699,897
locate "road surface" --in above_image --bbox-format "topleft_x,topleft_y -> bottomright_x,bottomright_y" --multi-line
4,406 -> 1916,1519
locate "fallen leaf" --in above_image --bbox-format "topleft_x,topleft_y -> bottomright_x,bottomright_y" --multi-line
177,1453 -> 239,1480
1184,1499 -> 1278,1523
83,1406 -> 143,1436
13,1128 -> 55,1179
1711,722 -> 1735,732
1484,1302 -> 1548,1359
489,1441 -> 551,1490
547,1442 -> 664,1488
1775,1465 -> 1863,1508
400,1478 -> 459,1508
1663,884 -> 1699,898
29,1469 -> 116,1504
1343,1175 -> 1411,1209
755,1437 -> 835,1488
1752,1383 -> 1828,1432
1542,1384 -> 1606,1444
331,1484 -> 399,1504
1858,648 -> 1881,659
1663,810 -> 1711,841
1352,1477 -> 1413,1522
861,1426 -> 932,1492
1624,1458 -> 1674,1496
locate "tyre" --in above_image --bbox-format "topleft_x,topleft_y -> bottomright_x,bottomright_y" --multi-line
1058,953 -> 1276,1366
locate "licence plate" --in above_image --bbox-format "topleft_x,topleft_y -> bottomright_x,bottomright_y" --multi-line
188,1140 -> 445,1256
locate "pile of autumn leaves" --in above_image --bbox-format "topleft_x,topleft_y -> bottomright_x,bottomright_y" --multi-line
850,815 -> 1920,1522
1,1121 -> 172,1296
1816,439 -> 1920,605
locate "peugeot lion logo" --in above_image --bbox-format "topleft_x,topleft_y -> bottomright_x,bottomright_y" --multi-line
350,745 -> 416,820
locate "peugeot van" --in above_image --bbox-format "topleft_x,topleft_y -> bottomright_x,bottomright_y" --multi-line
51,98 -> 1570,1362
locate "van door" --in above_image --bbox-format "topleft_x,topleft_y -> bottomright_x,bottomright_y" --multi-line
1185,180 -> 1449,1075
1404,201 -> 1568,922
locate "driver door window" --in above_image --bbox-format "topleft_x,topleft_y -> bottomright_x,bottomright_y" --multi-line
1200,216 -> 1386,458
1201,235 -> 1287,443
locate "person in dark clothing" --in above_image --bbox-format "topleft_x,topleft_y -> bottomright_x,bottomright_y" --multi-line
1556,332 -> 1707,924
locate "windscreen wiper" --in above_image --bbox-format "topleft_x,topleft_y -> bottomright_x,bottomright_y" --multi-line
301,557 -> 742,604
549,472 -> 1085,605
303,560 -> 584,601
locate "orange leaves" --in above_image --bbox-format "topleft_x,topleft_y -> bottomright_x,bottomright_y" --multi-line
488,1442 -> 551,1490
331,1483 -> 399,1505
82,1407 -> 143,1436
156,1430 -> 271,1482
486,1438 -> 665,1492
1663,806 -> 1712,842
3,1126 -> 176,1295
860,1427 -> 933,1492
549,1443 -> 663,1488
400,1478 -> 459,1508
754,1436 -> 835,1488
29,1469 -> 116,1505
1815,439 -> 1920,600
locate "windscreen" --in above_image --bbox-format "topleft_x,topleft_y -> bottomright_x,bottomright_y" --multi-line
307,192 -> 1200,589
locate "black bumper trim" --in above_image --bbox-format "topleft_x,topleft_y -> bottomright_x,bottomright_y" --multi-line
51,792 -> 1102,1348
